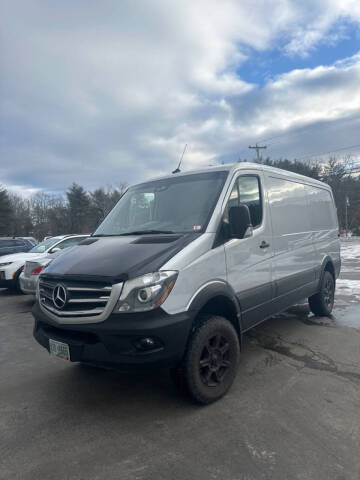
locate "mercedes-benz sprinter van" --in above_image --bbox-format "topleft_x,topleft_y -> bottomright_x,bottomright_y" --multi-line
33,163 -> 340,403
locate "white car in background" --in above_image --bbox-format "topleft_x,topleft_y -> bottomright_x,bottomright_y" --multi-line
0,234 -> 89,292
20,249 -> 66,295
22,237 -> 38,246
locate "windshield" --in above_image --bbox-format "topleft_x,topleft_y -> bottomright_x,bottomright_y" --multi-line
29,237 -> 61,253
93,171 -> 228,235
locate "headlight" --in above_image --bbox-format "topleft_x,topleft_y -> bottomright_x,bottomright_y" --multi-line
0,262 -> 12,267
114,271 -> 178,313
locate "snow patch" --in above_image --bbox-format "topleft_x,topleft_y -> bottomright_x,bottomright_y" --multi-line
333,304 -> 360,328
336,279 -> 360,300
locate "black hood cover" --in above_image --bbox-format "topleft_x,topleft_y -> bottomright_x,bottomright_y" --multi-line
43,233 -> 199,283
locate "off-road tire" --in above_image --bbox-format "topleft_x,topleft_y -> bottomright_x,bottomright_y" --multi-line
308,270 -> 335,316
181,315 -> 240,404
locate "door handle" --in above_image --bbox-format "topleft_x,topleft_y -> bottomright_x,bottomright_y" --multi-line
259,240 -> 270,249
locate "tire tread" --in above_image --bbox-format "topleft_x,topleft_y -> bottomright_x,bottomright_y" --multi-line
308,270 -> 334,316
182,315 -> 240,404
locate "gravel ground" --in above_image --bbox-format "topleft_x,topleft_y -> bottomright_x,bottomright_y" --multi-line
1,238 -> 359,480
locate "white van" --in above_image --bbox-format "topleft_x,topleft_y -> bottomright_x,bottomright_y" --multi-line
33,163 -> 340,403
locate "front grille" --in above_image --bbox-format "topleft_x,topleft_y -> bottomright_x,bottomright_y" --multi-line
39,276 -> 113,318
24,262 -> 38,277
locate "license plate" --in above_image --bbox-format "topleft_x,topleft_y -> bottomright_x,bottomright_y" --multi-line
49,339 -> 70,360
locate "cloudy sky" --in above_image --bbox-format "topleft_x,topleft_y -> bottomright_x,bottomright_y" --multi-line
1,0 -> 360,195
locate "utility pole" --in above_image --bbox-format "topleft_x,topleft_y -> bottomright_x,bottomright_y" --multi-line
248,143 -> 267,161
345,196 -> 350,238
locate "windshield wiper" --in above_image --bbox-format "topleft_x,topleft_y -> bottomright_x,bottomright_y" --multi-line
119,229 -> 176,236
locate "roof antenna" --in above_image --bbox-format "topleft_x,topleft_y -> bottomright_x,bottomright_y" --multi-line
172,144 -> 187,174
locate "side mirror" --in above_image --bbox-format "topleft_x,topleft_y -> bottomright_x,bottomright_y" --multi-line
229,205 -> 253,239
50,247 -> 61,253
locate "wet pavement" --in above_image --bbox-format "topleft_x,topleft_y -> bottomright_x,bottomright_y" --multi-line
1,239 -> 359,480
333,238 -> 360,328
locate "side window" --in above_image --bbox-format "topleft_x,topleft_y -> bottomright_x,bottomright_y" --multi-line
306,186 -> 336,230
15,240 -> 26,246
267,177 -> 310,235
238,176 -> 262,227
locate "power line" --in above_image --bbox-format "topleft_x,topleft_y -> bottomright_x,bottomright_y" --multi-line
238,134 -> 360,164
256,126 -> 319,147
295,143 -> 360,161
258,112 -> 360,146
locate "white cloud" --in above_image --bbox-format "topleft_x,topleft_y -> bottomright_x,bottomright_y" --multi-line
1,0 -> 360,192
255,53 -> 360,131
7,185 -> 40,198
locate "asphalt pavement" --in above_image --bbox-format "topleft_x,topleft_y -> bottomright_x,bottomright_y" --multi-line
1,239 -> 359,480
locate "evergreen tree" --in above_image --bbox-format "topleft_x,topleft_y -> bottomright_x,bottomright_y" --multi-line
66,183 -> 91,233
258,157 -> 321,179
0,186 -> 13,235
89,184 -> 127,231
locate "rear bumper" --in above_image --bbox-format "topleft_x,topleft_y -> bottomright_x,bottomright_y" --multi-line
32,302 -> 193,369
19,276 -> 37,294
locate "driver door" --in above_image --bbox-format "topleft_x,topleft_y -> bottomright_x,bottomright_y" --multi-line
224,171 -> 273,330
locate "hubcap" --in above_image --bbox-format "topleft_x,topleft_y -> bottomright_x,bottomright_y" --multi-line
199,334 -> 231,387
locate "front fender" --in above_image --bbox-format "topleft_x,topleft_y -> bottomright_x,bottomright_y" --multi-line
187,280 -> 243,334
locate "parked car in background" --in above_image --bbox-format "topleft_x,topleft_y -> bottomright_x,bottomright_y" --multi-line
20,249 -> 65,295
0,234 -> 89,291
21,237 -> 38,246
0,237 -> 35,258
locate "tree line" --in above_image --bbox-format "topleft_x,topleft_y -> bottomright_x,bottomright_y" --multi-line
0,155 -> 359,240
0,183 -> 127,240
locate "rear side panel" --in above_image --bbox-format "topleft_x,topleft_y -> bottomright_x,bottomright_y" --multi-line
306,186 -> 340,279
264,173 -> 318,302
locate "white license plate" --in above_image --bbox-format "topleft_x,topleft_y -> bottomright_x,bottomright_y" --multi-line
49,339 -> 70,360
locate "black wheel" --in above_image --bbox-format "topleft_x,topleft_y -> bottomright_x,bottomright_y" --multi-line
182,315 -> 240,404
308,270 -> 335,316
9,269 -> 23,294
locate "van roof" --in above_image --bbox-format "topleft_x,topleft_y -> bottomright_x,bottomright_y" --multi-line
145,162 -> 328,188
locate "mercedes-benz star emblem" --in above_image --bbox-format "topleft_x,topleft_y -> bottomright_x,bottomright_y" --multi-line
52,284 -> 67,309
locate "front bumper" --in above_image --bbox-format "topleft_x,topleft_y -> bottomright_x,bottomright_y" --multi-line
0,266 -> 20,287
0,272 -> 14,288
32,302 -> 193,369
